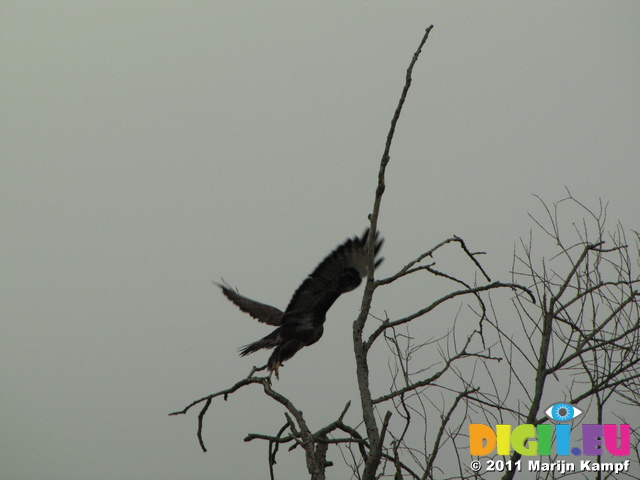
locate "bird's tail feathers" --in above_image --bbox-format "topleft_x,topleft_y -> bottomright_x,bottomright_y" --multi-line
239,335 -> 278,356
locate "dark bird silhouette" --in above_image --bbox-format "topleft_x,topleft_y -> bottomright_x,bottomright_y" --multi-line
217,229 -> 383,379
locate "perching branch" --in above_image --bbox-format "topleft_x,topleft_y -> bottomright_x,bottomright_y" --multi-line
170,369 -> 366,480
169,374 -> 267,452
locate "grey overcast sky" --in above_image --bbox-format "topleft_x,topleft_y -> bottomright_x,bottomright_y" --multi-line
2,2 -> 639,479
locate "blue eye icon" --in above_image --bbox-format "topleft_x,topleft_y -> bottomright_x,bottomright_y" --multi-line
545,403 -> 582,422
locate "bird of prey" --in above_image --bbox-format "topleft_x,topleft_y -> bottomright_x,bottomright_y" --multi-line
217,229 -> 383,379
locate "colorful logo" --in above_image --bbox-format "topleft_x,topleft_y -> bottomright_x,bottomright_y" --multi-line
469,403 -> 630,457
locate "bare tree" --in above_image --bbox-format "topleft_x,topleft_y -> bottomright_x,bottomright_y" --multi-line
170,25 -> 640,480
374,192 -> 640,480
497,193 -> 640,480
170,26 -> 436,480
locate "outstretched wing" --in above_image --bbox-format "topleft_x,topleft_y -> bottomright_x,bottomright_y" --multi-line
216,282 -> 283,326
282,229 -> 383,324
